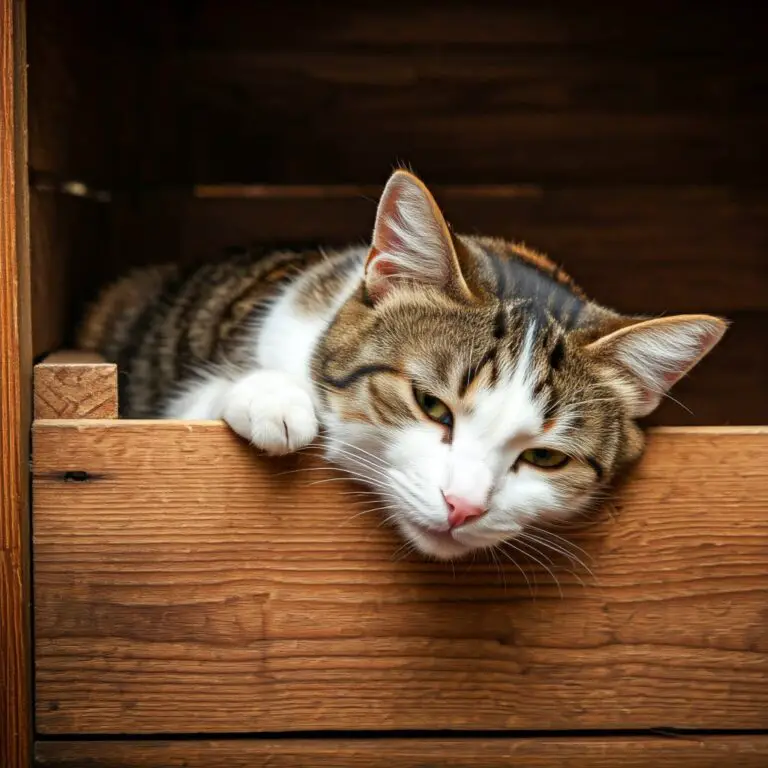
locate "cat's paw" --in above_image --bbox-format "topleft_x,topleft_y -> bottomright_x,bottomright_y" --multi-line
222,370 -> 318,455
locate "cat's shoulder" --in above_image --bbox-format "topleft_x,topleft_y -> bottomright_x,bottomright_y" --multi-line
465,235 -> 586,299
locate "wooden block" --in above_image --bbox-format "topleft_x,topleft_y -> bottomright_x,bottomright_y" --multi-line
34,352 -> 117,420
32,422 -> 768,734
32,736 -> 768,768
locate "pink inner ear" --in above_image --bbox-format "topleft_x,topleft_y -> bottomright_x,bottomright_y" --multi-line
373,257 -> 398,277
365,251 -> 401,302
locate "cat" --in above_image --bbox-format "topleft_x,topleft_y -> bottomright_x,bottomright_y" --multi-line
79,169 -> 727,560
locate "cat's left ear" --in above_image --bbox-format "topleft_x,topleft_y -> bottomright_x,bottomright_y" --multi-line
586,314 -> 728,417
365,170 -> 472,303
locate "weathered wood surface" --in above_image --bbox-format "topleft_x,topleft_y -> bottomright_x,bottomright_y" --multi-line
34,352 -> 117,419
0,0 -> 32,766
32,422 -> 768,734
33,736 -> 768,768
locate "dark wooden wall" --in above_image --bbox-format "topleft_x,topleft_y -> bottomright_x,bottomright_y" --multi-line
27,0 -> 768,424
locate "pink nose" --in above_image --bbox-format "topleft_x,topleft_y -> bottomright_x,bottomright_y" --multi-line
444,494 -> 486,529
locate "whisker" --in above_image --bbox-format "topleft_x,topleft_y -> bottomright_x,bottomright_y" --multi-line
494,544 -> 532,594
502,539 -> 563,599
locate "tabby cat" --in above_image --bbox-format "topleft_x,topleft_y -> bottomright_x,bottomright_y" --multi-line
80,170 -> 726,560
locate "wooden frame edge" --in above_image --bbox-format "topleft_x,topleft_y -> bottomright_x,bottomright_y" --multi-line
0,1 -> 32,766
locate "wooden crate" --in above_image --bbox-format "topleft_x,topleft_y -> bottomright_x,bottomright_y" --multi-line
29,356 -> 768,764
2,1 -> 767,765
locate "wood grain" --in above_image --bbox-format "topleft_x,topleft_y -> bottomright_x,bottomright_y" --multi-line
0,0 -> 32,766
32,736 -> 768,768
34,352 -> 117,419
32,423 -> 768,734
28,191 -> 110,357
182,2 -> 768,53
55,2 -> 767,185
108,2 -> 768,185
175,67 -> 768,186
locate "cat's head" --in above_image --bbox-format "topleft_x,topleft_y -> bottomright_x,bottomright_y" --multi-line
314,170 -> 727,559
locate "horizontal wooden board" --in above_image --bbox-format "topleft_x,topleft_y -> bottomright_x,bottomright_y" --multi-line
158,56 -> 768,185
113,185 -> 768,314
33,736 -> 768,768
177,2 -> 768,53
33,423 -> 768,734
88,2 -> 768,185
144,106 -> 768,186
185,49 -> 768,116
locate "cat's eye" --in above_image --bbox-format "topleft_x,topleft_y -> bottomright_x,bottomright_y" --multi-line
520,448 -> 570,470
413,386 -> 453,428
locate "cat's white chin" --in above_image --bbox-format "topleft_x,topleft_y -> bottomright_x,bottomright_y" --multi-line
398,519 -> 474,560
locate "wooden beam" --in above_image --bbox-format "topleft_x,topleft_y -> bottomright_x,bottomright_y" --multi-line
0,0 -> 32,766
32,422 -> 768,734
34,352 -> 118,419
33,736 -> 768,768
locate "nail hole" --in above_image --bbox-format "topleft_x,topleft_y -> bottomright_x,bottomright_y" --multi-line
63,470 -> 89,482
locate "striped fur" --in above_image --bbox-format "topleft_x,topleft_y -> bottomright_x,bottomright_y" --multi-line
79,170 -> 727,559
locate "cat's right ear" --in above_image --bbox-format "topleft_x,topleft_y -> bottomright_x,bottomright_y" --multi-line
364,170 -> 472,304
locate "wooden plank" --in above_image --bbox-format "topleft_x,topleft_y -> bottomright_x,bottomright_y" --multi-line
181,2 -> 768,53
34,352 -> 117,420
32,736 -> 768,768
172,51 -> 768,184
0,0 -> 32,766
110,3 -> 768,185
172,110 -> 768,186
186,49 -> 768,116
32,423 -> 768,734
116,186 -> 768,315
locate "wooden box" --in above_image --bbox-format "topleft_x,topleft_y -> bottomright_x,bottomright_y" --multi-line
2,2 -> 768,766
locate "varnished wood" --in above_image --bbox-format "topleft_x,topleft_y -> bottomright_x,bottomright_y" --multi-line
32,736 -> 768,768
34,352 -> 118,419
32,422 -> 768,733
0,0 -> 32,766
26,0 -> 115,357
109,2 -> 768,185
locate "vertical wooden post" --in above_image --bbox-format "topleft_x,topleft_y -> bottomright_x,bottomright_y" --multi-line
0,1 -> 32,767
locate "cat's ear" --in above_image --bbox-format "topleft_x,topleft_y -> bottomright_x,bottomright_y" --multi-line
586,314 -> 728,417
364,170 -> 472,303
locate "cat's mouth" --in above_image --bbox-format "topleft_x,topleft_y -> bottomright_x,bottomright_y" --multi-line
400,520 -> 473,560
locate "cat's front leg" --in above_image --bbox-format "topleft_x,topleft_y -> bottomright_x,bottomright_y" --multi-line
166,370 -> 318,455
222,370 -> 318,455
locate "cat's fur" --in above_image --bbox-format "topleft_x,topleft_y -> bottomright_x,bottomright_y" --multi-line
79,170 -> 727,559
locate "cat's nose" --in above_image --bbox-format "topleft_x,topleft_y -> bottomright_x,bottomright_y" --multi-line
444,494 -> 487,529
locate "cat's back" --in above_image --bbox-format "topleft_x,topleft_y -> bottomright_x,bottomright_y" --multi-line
78,248 -> 325,416
462,235 -> 590,329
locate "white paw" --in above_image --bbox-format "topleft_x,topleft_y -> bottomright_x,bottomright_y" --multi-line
222,371 -> 318,455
